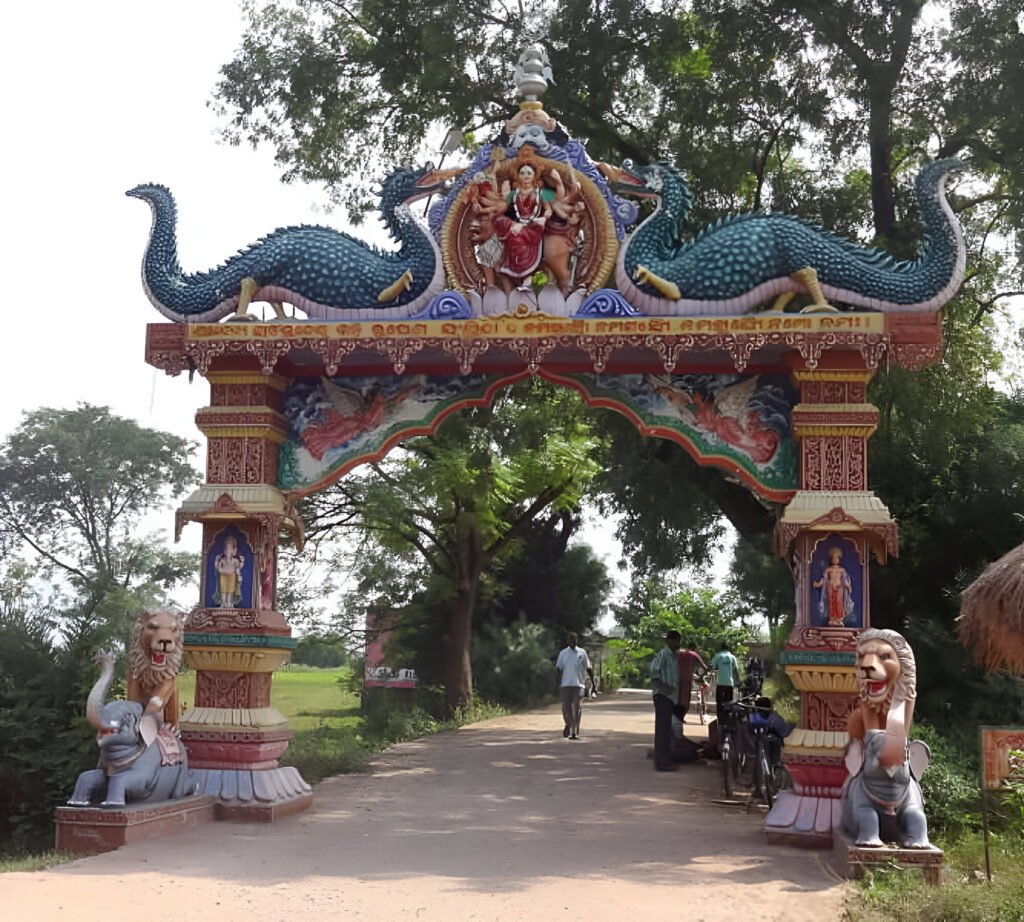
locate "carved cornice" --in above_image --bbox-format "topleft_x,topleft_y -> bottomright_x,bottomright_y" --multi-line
144,317 -> 937,378
195,406 -> 290,443
774,492 -> 899,562
785,627 -> 861,653
187,607 -> 291,635
791,405 -> 879,429
793,425 -> 877,437
206,371 -> 288,391
784,728 -> 849,754
179,706 -> 290,729
780,650 -> 857,667
174,486 -> 304,549
184,633 -> 297,649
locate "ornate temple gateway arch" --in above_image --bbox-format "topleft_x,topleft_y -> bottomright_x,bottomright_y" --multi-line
140,46 -> 963,842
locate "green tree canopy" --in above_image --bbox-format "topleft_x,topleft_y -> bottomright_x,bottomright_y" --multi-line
0,404 -> 200,635
300,379 -> 605,709
606,579 -> 754,688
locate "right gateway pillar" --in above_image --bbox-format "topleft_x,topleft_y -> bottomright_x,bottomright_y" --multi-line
765,368 -> 899,848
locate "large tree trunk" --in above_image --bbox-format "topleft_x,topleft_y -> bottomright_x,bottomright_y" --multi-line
444,577 -> 478,712
443,512 -> 486,712
867,88 -> 897,241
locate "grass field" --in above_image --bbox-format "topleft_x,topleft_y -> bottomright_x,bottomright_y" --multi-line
176,666 -> 366,782
176,666 -> 360,728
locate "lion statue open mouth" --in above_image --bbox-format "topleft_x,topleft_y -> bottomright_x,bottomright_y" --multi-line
128,609 -> 184,724
849,628 -> 916,738
842,628 -> 931,849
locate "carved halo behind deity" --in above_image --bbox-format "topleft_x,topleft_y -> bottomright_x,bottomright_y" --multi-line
440,148 -> 617,295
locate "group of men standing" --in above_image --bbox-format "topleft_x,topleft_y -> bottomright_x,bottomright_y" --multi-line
553,629 -> 743,767
649,630 -> 740,771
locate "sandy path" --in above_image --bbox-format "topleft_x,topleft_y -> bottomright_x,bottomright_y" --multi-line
2,693 -> 849,921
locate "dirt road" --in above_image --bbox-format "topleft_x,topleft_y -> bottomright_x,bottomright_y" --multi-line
3,693 -> 850,921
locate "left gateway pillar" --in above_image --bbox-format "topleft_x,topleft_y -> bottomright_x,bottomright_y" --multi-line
175,370 -> 313,819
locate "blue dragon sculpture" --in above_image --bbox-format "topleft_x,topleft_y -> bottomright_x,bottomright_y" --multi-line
613,159 -> 965,316
127,165 -> 453,322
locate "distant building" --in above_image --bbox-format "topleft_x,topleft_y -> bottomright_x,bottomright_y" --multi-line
364,611 -> 418,689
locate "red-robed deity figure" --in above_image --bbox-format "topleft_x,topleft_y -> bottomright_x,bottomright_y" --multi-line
493,158 -> 555,290
813,546 -> 855,626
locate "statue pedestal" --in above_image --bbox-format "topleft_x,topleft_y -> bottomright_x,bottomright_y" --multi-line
830,830 -> 944,885
192,766 -> 313,821
764,789 -> 840,849
182,603 -> 313,819
53,796 -> 215,855
767,646 -> 858,848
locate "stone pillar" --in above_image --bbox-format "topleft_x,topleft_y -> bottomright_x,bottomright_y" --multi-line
176,370 -> 312,819
766,367 -> 898,847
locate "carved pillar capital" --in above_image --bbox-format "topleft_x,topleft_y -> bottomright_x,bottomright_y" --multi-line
791,368 -> 878,492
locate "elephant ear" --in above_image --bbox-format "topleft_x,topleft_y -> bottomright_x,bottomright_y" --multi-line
139,714 -> 160,748
844,737 -> 865,775
908,740 -> 931,779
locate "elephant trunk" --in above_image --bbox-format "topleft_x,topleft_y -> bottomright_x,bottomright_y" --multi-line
85,652 -> 117,729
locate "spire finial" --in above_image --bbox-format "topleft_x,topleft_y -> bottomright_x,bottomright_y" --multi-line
513,43 -> 554,104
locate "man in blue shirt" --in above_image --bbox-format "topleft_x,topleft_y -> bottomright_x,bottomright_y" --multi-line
556,632 -> 591,740
649,629 -> 682,771
710,642 -> 740,712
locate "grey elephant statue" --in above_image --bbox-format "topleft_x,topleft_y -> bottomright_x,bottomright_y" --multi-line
840,628 -> 932,849
67,650 -> 197,807
841,728 -> 932,848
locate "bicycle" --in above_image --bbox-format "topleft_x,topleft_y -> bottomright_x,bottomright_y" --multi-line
718,695 -> 748,799
746,699 -> 786,808
693,665 -> 710,725
718,695 -> 787,806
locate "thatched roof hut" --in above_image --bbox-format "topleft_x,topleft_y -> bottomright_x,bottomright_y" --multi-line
959,543 -> 1024,675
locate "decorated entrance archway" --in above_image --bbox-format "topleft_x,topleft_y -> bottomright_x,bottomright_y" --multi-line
141,45 -> 963,841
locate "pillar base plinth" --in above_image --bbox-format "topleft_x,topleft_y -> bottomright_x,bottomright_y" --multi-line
764,790 -> 839,849
194,766 -> 313,821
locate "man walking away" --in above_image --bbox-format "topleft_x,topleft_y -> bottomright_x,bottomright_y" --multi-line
556,632 -> 591,740
710,642 -> 740,713
650,630 -> 682,771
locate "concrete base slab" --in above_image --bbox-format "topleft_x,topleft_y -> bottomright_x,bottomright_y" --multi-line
54,796 -> 215,855
829,829 -> 944,885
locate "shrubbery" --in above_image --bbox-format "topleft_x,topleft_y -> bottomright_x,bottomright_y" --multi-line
471,617 -> 559,710
0,612 -> 106,856
907,721 -> 981,844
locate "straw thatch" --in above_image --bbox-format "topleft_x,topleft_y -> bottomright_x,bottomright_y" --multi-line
958,543 -> 1024,675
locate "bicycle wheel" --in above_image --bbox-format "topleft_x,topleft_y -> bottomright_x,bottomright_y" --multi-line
757,739 -> 776,809
699,689 -> 706,725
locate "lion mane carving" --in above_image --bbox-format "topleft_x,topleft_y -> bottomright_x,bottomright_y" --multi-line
128,609 -> 184,724
847,627 -> 917,746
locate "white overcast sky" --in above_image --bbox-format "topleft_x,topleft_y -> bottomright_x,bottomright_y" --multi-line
0,2 -> 375,562
0,1 -> 361,449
